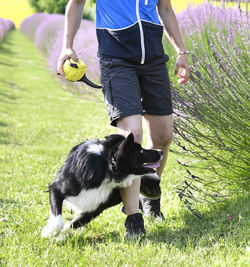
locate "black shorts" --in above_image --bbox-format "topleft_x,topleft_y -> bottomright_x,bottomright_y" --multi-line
99,55 -> 173,126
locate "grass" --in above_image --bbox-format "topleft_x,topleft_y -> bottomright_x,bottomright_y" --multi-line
0,30 -> 249,266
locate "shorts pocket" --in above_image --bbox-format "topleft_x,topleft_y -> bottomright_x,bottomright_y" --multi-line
102,81 -> 114,119
99,57 -> 113,85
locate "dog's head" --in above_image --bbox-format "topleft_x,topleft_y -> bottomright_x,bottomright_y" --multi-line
112,133 -> 163,178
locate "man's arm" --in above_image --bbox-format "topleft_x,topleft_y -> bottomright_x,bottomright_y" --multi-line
157,0 -> 190,84
57,0 -> 86,76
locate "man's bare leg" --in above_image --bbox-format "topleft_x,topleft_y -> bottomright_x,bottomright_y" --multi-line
117,115 -> 143,216
144,114 -> 173,176
140,114 -> 173,218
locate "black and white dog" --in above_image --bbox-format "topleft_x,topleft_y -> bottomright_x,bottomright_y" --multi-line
41,133 -> 162,237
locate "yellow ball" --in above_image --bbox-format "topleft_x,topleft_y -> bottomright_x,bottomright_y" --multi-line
63,58 -> 87,82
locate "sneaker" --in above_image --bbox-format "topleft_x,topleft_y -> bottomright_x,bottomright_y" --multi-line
139,196 -> 165,220
125,213 -> 146,240
140,174 -> 161,199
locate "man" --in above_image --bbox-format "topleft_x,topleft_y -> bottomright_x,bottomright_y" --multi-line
57,0 -> 190,239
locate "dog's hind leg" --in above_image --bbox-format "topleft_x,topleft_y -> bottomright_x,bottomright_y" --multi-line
41,183 -> 64,238
63,211 -> 102,232
63,189 -> 122,232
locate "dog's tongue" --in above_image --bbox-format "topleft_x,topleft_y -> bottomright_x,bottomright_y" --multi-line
144,162 -> 160,169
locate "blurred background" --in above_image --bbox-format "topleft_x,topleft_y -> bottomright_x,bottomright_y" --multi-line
0,0 -> 248,28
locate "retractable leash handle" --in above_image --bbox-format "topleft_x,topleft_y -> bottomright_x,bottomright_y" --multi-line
61,58 -> 102,89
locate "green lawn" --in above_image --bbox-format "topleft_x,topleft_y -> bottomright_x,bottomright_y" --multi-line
0,30 -> 249,266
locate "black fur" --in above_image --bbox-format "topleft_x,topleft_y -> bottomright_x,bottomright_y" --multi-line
41,133 -> 162,237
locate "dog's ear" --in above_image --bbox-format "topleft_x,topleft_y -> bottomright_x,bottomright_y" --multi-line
104,134 -> 125,147
116,132 -> 135,157
122,132 -> 135,150
127,132 -> 134,143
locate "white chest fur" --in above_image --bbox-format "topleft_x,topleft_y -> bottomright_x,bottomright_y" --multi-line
64,174 -> 141,213
65,184 -> 112,213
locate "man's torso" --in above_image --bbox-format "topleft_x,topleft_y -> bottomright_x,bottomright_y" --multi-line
96,0 -> 165,64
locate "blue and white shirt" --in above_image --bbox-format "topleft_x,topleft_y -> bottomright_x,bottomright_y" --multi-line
96,0 -> 164,64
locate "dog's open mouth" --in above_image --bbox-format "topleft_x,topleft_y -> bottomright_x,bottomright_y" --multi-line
143,162 -> 160,169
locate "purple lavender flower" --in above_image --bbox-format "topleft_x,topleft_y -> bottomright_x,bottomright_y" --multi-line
20,13 -> 49,41
173,3 -> 249,211
21,13 -> 100,90
0,18 -> 15,43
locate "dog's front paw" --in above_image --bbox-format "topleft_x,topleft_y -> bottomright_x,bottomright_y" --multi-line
41,214 -> 64,238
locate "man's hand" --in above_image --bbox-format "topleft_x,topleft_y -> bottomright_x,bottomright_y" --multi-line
57,0 -> 86,76
157,0 -> 191,84
57,48 -> 79,77
174,54 -> 190,84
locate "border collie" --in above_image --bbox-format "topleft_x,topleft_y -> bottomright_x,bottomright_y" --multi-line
41,133 -> 163,237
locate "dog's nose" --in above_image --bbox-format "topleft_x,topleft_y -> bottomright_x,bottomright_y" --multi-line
155,149 -> 163,157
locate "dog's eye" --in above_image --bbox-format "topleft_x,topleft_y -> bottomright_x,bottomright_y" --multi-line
140,149 -> 144,154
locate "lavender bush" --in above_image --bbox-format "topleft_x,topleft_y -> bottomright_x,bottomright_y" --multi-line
20,13 -> 49,42
0,18 -> 15,43
165,4 -> 250,209
20,13 -> 101,100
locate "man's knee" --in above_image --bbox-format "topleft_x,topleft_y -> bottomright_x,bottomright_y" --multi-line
117,115 -> 143,144
118,127 -> 142,144
144,114 -> 173,149
130,129 -> 143,144
160,131 -> 173,146
151,130 -> 173,148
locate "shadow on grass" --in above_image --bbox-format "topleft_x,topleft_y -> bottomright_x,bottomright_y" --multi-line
0,44 -> 12,55
0,60 -> 13,67
0,131 -> 11,145
0,80 -> 20,145
51,193 -> 250,249
146,193 -> 250,248
0,100 -> 13,145
0,198 -> 25,206
0,198 -> 26,216
0,90 -> 16,102
54,229 -> 121,247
